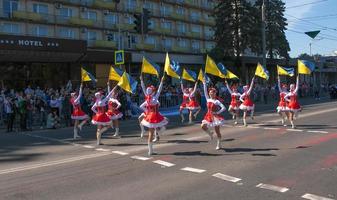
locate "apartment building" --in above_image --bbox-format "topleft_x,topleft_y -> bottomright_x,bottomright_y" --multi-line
0,0 -> 215,87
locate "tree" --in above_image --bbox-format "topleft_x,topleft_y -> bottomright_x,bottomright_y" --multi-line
254,0 -> 290,59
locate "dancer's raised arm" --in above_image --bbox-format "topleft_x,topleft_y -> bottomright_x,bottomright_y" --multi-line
102,85 -> 118,103
154,75 -> 165,100
74,83 -> 83,104
247,76 -> 255,95
294,75 -> 300,94
203,79 -> 209,100
277,75 -> 282,92
225,80 -> 233,94
190,81 -> 198,96
140,75 -> 146,95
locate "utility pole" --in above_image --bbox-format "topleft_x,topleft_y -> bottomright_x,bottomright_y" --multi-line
261,0 -> 266,69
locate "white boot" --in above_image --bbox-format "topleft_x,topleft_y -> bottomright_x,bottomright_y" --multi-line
204,129 -> 213,140
78,120 -> 86,131
243,118 -> 247,127
216,139 -> 221,150
113,128 -> 120,137
291,121 -> 295,129
140,124 -> 145,138
250,111 -> 254,120
152,129 -> 160,142
96,130 -> 102,145
148,142 -> 153,156
281,118 -> 285,125
73,127 -> 80,139
181,114 -> 185,123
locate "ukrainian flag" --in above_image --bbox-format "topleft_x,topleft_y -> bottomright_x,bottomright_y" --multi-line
81,68 -> 97,84
205,55 -> 224,78
117,71 -> 138,94
255,63 -> 269,80
277,65 -> 294,77
217,63 -> 239,79
141,57 -> 161,77
109,66 -> 124,81
164,53 -> 181,79
182,69 -> 197,82
298,60 -> 315,75
197,69 -> 211,83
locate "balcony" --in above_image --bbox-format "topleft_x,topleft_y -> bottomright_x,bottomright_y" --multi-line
116,23 -> 134,31
201,48 -> 212,53
172,45 -> 189,53
93,0 -> 116,9
135,43 -> 155,51
170,12 -> 186,20
12,11 -> 45,22
185,0 -> 199,7
69,17 -> 95,27
186,32 -> 200,38
156,27 -> 171,34
89,40 -> 117,48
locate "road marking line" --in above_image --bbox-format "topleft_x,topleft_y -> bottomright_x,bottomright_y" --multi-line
131,156 -> 152,161
307,130 -> 329,134
95,148 -> 110,152
263,127 -> 280,130
111,151 -> 129,155
247,126 -> 260,129
153,160 -> 175,167
212,173 -> 241,183
302,193 -> 335,200
287,129 -> 304,132
181,167 -> 206,173
256,183 -> 289,193
83,145 -> 95,149
0,153 -> 111,175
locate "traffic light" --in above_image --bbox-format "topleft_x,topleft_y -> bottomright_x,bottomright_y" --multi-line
143,8 -> 151,34
133,13 -> 142,34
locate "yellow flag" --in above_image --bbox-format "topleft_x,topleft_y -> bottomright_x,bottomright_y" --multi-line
164,53 -> 181,79
205,55 -> 225,78
109,66 -> 124,81
255,63 -> 269,80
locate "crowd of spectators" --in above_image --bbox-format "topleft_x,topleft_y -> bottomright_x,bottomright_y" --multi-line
0,80 -> 333,132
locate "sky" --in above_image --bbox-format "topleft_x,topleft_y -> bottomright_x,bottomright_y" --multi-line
283,0 -> 337,58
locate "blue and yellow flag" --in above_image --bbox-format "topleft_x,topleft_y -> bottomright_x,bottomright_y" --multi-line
255,63 -> 269,80
205,55 -> 224,78
117,72 -> 138,94
277,65 -> 294,77
182,69 -> 197,82
197,69 -> 211,83
217,63 -> 239,79
109,66 -> 124,81
164,53 -> 181,79
141,57 -> 160,77
81,68 -> 97,84
298,60 -> 315,75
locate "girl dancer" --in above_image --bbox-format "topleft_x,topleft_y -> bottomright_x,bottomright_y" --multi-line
91,86 -> 117,145
180,81 -> 190,123
225,80 -> 241,125
140,75 -> 168,155
70,83 -> 89,139
285,75 -> 301,129
239,76 -> 255,127
277,76 -> 289,126
201,79 -> 226,150
186,81 -> 201,123
106,82 -> 123,137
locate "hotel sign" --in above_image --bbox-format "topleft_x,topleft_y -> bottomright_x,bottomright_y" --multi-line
0,34 -> 87,53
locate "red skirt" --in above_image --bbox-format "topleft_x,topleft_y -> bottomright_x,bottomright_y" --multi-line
91,112 -> 111,126
187,100 -> 200,110
106,110 -> 123,120
180,102 -> 188,110
71,108 -> 88,120
240,99 -> 255,111
277,101 -> 288,112
229,101 -> 240,110
141,111 -> 168,128
287,101 -> 301,112
202,112 -> 225,127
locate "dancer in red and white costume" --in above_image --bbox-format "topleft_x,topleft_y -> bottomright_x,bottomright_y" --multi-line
277,76 -> 289,126
186,81 -> 201,124
106,82 -> 123,137
140,75 -> 168,155
239,76 -> 255,127
179,81 -> 190,123
70,83 -> 89,139
201,79 -> 226,150
91,86 -> 117,145
284,75 -> 301,129
225,80 -> 241,125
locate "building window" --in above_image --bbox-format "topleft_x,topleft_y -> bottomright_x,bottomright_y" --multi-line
3,23 -> 19,34
58,27 -> 75,39
106,33 -> 115,41
144,2 -> 154,11
192,41 -> 200,49
191,25 -> 200,33
105,14 -> 117,24
178,39 -> 187,47
3,0 -> 18,17
177,22 -> 186,33
205,42 -> 215,49
126,15 -> 134,24
33,4 -> 48,14
161,21 -> 171,30
125,0 -> 137,10
191,11 -> 200,21
32,25 -> 48,37
177,6 -> 184,15
59,7 -> 73,18
149,19 -> 155,29
84,11 -> 97,20
145,36 -> 155,45
160,5 -> 171,16
87,31 -> 97,41
163,38 -> 172,48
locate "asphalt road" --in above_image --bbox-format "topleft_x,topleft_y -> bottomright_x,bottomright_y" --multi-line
0,100 -> 337,200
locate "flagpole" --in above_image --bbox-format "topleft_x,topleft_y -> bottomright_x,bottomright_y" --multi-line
262,0 -> 267,70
